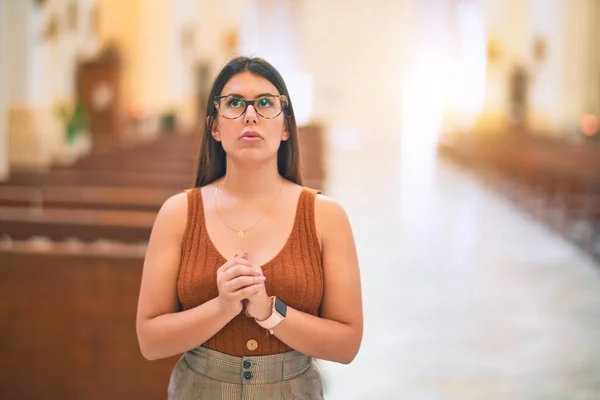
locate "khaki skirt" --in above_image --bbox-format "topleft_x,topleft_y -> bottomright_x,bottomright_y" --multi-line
168,345 -> 324,400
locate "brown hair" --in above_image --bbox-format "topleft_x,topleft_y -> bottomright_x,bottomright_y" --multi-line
194,56 -> 302,187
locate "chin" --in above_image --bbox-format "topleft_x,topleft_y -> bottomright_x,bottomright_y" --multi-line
232,150 -> 276,164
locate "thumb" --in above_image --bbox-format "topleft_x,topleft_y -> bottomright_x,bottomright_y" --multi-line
234,252 -> 249,260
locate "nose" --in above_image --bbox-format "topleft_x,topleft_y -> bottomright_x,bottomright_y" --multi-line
244,104 -> 258,125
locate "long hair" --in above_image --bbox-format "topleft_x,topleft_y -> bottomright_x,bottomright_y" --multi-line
194,56 -> 302,187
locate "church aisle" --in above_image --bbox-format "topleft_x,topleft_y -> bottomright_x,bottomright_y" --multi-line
319,154 -> 600,400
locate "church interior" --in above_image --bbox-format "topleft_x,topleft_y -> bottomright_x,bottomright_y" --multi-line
1,0 -> 600,398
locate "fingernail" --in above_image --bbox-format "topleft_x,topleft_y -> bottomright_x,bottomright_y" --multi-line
258,276 -> 266,281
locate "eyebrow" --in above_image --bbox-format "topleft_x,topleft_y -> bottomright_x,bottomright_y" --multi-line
223,92 -> 278,98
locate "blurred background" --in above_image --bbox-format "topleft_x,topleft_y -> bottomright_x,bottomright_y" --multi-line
1,0 -> 600,398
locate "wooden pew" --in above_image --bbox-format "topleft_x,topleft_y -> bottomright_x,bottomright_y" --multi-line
0,123 -> 327,245
0,135 -> 190,242
0,206 -> 155,243
0,244 -> 178,400
438,131 -> 600,258
1,169 -> 193,189
61,134 -> 197,174
1,125 -> 325,191
0,185 -> 173,212
89,131 -> 199,156
62,157 -> 195,174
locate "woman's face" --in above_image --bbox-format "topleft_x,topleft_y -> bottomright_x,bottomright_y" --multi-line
211,71 -> 289,163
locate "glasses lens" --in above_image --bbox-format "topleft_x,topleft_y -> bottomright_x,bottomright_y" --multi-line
254,95 -> 282,118
218,96 -> 246,118
217,95 -> 283,119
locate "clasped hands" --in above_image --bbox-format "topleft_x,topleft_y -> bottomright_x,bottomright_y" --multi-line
216,252 -> 273,322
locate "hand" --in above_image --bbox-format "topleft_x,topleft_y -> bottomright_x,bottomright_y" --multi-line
245,265 -> 273,321
216,254 -> 266,318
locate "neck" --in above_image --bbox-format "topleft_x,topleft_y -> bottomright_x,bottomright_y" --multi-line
220,158 -> 283,199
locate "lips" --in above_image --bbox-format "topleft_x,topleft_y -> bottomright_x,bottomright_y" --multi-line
240,131 -> 263,139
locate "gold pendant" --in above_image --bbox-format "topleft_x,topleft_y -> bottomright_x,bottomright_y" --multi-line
237,230 -> 244,238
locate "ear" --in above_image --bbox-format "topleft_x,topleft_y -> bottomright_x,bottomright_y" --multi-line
281,124 -> 289,142
207,116 -> 221,141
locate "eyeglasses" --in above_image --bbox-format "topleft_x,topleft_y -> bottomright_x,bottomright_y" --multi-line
214,94 -> 288,119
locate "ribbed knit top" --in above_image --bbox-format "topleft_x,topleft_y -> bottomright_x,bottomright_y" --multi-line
178,186 -> 324,357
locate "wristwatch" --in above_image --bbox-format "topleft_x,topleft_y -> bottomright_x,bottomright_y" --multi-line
256,296 -> 287,334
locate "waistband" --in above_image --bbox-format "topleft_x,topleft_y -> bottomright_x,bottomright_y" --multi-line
183,346 -> 313,385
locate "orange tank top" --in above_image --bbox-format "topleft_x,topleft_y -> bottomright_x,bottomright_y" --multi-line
178,186 -> 324,357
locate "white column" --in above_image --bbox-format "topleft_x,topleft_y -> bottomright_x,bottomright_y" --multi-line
196,0 -> 240,78
562,0 -> 600,135
167,0 -> 199,129
5,0 -> 61,168
239,0 -> 301,72
482,0 -> 530,124
522,0 -> 566,133
479,0 -> 600,136
0,0 -> 8,179
239,0 -> 312,125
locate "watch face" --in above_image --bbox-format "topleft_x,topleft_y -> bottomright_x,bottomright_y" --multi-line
274,297 -> 287,317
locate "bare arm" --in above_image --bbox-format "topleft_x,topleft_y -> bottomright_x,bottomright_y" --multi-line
249,195 -> 363,364
135,193 -> 263,360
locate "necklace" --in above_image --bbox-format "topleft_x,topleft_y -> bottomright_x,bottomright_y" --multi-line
214,178 -> 285,238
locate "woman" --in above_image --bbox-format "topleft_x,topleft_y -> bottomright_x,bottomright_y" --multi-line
136,56 -> 363,399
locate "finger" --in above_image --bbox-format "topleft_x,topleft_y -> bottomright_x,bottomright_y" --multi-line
226,275 -> 266,292
223,264 -> 256,282
245,286 -> 265,298
223,264 -> 260,281
218,257 -> 253,275
216,258 -> 237,275
237,283 -> 265,299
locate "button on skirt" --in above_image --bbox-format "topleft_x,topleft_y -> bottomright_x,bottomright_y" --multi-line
168,345 -> 324,399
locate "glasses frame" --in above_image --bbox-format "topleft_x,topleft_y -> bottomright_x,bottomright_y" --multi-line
213,94 -> 288,120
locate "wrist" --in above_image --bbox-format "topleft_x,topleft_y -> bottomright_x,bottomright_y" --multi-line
255,296 -> 287,333
215,297 -> 240,320
255,297 -> 274,322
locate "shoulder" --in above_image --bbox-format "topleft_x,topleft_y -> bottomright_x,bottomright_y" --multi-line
313,192 -> 352,239
314,193 -> 349,221
151,191 -> 189,237
160,191 -> 189,217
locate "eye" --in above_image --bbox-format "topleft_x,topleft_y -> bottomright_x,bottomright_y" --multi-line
257,97 -> 274,107
227,98 -> 244,108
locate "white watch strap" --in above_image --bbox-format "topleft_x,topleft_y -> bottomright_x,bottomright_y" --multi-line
256,296 -> 284,332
